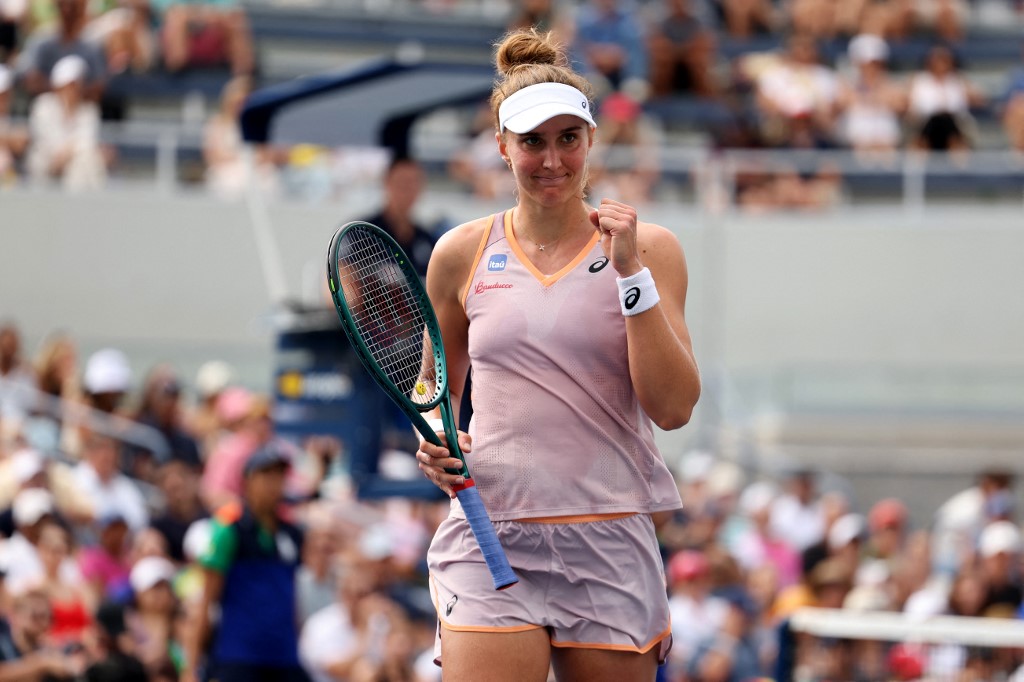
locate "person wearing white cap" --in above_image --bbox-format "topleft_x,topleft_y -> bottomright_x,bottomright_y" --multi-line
977,520 -> 1023,614
836,33 -> 906,153
415,28 -> 700,681
26,53 -> 108,191
15,0 -> 106,99
127,556 -> 180,673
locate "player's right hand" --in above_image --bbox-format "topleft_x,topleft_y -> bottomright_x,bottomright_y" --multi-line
416,429 -> 471,498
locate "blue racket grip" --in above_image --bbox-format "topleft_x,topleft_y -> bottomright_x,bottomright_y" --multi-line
455,483 -> 518,590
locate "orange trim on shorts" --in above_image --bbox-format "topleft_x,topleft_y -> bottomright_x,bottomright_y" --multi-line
515,512 -> 638,524
460,213 -> 496,311
550,623 -> 673,656
505,210 -> 602,287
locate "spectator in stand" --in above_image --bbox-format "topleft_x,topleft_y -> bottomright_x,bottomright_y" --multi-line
84,601 -> 148,682
26,54 -> 108,190
151,0 -> 253,75
587,92 -> 663,205
506,0 -> 572,43
15,0 -> 106,100
358,156 -> 436,279
907,44 -> 986,152
932,468 -> 1016,578
150,452 -> 207,563
188,359 -> 233,454
0,0 -> 27,62
299,548 -> 419,682
3,489 -> 81,592
296,521 -> 338,624
770,468 -> 826,554
200,388 -> 271,512
866,497 -> 908,563
448,102 -> 517,201
129,365 -> 201,482
754,34 -> 840,149
1001,52 -> 1024,153
0,66 -> 29,185
892,0 -> 967,43
125,556 -> 180,677
826,512 -> 866,577
81,0 -> 154,76
0,583 -> 87,680
572,0 -> 649,97
203,75 -> 280,200
687,586 -> 765,681
36,521 -> 93,649
664,550 -> 728,679
732,481 -> 802,588
647,0 -> 719,98
716,0 -> 776,38
33,333 -> 81,413
82,348 -> 131,416
836,34 -> 906,156
0,321 -> 37,429
72,431 -> 148,531
0,449 -> 94,535
78,512 -> 132,603
184,441 -> 307,682
976,520 -> 1022,614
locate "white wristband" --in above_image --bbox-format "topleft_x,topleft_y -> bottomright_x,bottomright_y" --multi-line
417,418 -> 445,444
616,267 -> 659,316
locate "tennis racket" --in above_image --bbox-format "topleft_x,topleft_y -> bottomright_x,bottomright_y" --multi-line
326,221 -> 517,591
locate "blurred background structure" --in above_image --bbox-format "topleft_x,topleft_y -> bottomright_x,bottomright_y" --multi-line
2,0 -> 1024,679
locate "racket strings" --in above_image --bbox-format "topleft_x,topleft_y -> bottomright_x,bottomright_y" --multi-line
336,228 -> 439,405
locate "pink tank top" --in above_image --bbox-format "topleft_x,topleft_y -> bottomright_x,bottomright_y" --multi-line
456,210 -> 682,521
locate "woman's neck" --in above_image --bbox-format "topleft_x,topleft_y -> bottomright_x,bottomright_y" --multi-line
513,199 -> 591,246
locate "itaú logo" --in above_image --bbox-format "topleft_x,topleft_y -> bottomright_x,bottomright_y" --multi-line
475,281 -> 513,294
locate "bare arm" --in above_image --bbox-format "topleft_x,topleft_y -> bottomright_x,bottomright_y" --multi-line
414,218 -> 488,495
591,199 -> 701,430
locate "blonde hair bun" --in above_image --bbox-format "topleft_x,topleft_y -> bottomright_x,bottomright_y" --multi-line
495,29 -> 566,77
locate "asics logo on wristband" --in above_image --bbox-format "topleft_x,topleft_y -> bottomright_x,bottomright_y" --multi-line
624,287 -> 641,310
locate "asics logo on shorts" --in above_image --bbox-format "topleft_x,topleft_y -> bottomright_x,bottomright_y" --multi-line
446,594 -> 458,616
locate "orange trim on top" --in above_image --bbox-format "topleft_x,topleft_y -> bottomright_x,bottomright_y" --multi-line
460,213 -> 496,311
549,623 -> 673,656
505,210 -> 601,287
516,512 -> 638,524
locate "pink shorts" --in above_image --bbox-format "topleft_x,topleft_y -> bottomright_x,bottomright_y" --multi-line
427,512 -> 672,666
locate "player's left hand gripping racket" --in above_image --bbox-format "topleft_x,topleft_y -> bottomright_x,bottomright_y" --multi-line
326,221 -> 517,590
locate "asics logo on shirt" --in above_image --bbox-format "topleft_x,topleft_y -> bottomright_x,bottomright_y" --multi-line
589,257 -> 609,273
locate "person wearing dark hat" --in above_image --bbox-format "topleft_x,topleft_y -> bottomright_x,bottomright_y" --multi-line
182,440 -> 307,682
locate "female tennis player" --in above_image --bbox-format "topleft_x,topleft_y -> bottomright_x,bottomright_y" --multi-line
417,28 -> 701,682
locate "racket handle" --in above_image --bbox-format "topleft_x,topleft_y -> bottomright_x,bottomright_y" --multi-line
454,483 -> 518,591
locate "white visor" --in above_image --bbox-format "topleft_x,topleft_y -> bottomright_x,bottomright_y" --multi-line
499,82 -> 596,134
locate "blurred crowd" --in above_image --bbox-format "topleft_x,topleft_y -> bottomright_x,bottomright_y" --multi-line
2,314 -> 1023,681
1,0 -> 1023,206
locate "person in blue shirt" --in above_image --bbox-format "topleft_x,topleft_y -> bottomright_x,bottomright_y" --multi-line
572,0 -> 649,95
181,440 -> 307,682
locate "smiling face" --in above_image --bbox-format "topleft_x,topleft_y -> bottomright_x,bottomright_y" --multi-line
499,114 -> 594,206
